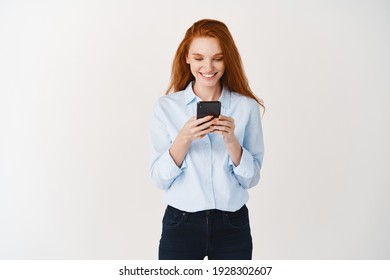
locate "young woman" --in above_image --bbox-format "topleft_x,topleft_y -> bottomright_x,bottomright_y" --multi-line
150,19 -> 264,260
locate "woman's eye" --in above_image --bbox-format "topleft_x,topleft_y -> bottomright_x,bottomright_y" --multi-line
214,58 -> 223,61
194,58 -> 203,61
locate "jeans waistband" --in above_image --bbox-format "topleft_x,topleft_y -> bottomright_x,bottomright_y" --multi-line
167,205 -> 247,217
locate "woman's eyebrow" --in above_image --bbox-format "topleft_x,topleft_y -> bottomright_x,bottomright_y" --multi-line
191,52 -> 223,56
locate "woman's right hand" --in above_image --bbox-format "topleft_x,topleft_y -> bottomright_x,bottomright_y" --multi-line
178,115 -> 216,142
169,115 -> 215,167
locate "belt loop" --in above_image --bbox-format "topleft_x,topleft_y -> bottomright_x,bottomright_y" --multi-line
222,210 -> 228,224
182,210 -> 188,222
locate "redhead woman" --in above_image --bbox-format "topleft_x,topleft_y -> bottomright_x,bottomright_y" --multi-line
150,19 -> 264,260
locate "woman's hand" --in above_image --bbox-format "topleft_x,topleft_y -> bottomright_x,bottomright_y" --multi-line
212,115 -> 236,143
169,115 -> 216,167
213,115 -> 243,166
179,115 -> 216,142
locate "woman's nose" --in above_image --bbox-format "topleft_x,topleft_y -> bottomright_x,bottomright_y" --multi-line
202,59 -> 213,71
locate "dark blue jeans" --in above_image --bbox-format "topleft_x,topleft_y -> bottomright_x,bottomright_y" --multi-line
158,205 -> 253,260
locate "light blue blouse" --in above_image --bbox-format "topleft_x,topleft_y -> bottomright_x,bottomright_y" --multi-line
149,82 -> 264,212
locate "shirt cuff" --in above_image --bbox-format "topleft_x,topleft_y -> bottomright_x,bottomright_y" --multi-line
159,150 -> 187,179
229,147 -> 254,179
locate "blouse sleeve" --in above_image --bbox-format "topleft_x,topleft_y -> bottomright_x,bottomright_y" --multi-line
149,99 -> 187,190
229,102 -> 264,189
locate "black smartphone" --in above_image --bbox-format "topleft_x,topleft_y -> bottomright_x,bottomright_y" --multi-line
196,101 -> 221,119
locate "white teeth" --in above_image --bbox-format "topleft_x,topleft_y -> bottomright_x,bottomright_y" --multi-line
201,73 -> 216,78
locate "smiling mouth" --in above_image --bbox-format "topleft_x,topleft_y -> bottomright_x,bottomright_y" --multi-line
200,72 -> 217,78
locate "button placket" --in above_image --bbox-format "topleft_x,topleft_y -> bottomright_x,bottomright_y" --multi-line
203,135 -> 215,206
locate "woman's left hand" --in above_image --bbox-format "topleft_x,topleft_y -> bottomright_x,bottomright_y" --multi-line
213,115 -> 242,165
212,115 -> 237,143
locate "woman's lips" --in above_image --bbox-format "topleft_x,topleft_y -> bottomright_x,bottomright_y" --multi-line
200,72 -> 217,78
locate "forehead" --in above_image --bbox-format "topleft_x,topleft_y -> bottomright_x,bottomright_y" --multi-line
188,37 -> 222,55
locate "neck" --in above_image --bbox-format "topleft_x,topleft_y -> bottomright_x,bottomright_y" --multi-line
193,82 -> 222,101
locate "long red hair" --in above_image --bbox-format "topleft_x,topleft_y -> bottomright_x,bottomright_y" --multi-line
166,19 -> 264,110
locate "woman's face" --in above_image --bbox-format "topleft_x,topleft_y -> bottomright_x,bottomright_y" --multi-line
186,37 -> 225,91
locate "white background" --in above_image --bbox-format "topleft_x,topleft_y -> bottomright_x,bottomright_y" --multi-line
1,0 -> 389,259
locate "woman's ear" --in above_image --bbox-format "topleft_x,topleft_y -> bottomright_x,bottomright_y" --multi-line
185,56 -> 189,64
